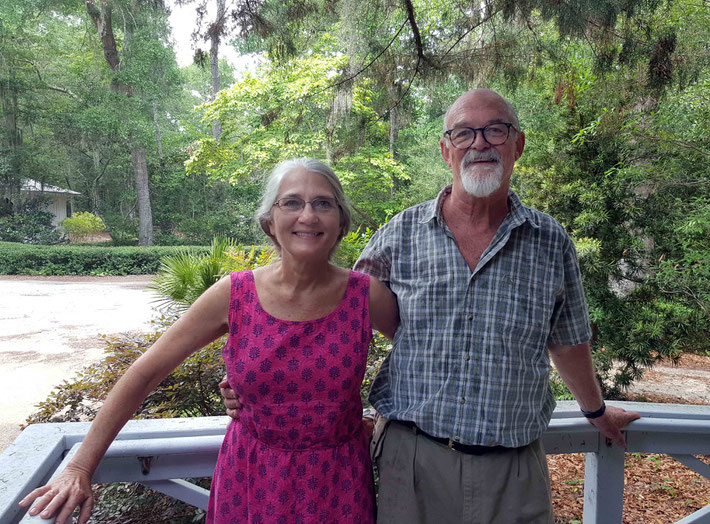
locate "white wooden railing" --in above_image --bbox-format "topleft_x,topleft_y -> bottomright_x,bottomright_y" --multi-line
1,401 -> 708,523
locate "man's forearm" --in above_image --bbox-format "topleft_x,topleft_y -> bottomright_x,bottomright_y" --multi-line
548,341 -> 604,411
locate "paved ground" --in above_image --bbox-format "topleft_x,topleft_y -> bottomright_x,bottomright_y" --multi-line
624,357 -> 710,404
0,276 -> 159,452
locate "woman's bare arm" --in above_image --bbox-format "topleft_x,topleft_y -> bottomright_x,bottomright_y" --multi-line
18,276 -> 232,524
368,276 -> 399,340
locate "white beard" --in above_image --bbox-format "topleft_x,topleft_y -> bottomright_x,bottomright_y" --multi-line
459,152 -> 504,197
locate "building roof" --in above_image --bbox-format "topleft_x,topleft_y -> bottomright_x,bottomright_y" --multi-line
21,179 -> 81,195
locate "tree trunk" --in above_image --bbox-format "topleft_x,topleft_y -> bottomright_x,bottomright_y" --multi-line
0,70 -> 22,206
152,101 -> 163,161
388,85 -> 400,158
210,0 -> 225,140
388,82 -> 404,198
86,0 -> 154,244
132,148 -> 153,245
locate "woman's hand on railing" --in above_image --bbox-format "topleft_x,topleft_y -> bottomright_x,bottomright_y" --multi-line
18,464 -> 94,524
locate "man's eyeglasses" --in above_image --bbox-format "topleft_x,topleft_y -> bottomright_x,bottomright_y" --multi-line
273,196 -> 339,214
444,123 -> 517,149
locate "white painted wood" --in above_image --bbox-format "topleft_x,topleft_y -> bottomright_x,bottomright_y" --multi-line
4,405 -> 709,524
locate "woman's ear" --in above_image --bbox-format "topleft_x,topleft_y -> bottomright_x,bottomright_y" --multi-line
265,218 -> 274,238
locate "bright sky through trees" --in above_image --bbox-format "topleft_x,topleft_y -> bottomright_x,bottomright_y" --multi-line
167,1 -> 244,70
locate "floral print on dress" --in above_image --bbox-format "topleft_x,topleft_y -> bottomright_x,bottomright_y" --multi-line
206,270 -> 375,523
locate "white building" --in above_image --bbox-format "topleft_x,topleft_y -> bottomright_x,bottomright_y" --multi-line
18,179 -> 81,226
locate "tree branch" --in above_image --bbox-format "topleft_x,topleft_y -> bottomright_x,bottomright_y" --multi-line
349,202 -> 379,229
25,58 -> 80,100
309,18 -> 408,98
46,84 -> 80,100
402,0 -> 425,63
85,0 -> 121,72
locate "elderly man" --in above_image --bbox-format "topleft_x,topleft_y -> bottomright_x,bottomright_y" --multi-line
222,89 -> 639,523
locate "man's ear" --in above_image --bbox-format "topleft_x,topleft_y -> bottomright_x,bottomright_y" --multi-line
440,139 -> 453,167
514,131 -> 525,162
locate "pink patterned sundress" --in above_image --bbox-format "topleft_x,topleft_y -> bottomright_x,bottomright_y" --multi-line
206,270 -> 375,523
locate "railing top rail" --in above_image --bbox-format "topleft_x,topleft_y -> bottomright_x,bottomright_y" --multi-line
2,402 -> 709,524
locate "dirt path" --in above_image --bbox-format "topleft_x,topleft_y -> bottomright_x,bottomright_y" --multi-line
0,275 -> 160,451
622,353 -> 710,405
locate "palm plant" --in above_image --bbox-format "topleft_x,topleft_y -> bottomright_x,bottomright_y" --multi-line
150,237 -> 275,313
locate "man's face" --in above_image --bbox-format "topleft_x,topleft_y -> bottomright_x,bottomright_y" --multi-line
440,92 -> 525,198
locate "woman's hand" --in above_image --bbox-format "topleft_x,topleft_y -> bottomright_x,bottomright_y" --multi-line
18,465 -> 94,524
219,375 -> 243,420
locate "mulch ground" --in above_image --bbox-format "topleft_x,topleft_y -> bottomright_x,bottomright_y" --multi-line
550,453 -> 710,523
550,352 -> 710,523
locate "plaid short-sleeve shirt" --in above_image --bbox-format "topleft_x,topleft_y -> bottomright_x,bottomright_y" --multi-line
355,186 -> 592,447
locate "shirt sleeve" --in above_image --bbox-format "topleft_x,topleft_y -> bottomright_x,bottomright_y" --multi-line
547,236 -> 592,346
353,227 -> 392,286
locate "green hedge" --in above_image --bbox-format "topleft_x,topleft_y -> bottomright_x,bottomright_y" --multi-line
0,242 -> 210,275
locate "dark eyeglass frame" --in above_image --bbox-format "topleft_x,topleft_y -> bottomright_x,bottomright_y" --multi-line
272,196 -> 339,214
444,123 -> 518,149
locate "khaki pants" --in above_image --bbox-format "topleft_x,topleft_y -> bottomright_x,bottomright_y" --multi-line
371,419 -> 554,524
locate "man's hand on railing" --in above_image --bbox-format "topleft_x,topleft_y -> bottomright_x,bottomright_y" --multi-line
219,375 -> 243,419
589,405 -> 641,448
18,464 -> 94,524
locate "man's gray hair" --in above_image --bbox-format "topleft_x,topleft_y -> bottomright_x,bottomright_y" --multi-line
256,158 -> 351,254
442,89 -> 521,135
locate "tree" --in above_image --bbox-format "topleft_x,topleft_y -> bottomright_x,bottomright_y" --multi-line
83,0 -> 182,245
200,0 -> 709,391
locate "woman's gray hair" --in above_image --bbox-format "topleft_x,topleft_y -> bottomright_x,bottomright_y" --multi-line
256,158 -> 351,254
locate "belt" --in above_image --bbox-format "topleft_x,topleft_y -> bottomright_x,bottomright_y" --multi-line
395,420 -> 512,455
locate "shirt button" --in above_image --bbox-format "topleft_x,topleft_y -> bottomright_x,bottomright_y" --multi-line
467,314 -> 473,320
464,354 -> 470,361
459,397 -> 466,404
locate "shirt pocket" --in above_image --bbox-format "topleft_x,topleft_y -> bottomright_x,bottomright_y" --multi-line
498,273 -> 555,362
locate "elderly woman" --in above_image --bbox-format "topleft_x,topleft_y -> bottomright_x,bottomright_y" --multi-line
20,158 -> 398,524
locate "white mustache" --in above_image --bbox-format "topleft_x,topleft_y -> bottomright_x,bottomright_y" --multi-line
462,150 -> 501,168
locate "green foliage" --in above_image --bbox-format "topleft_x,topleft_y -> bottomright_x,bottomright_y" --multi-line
61,211 -> 106,240
26,325 -> 227,422
3,0 -> 708,402
0,197 -> 66,244
185,52 -> 412,228
91,481 -> 207,524
361,332 -> 392,407
0,212 -> 65,245
151,238 -> 276,313
508,13 -> 710,391
0,242 -> 209,275
333,227 -> 374,270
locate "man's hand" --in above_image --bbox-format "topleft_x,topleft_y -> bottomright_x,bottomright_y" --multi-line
588,405 -> 640,448
219,376 -> 242,419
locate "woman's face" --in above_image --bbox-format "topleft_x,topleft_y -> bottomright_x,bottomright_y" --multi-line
267,168 -> 342,261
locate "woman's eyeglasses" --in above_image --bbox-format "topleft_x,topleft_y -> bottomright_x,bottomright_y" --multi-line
273,196 -> 339,214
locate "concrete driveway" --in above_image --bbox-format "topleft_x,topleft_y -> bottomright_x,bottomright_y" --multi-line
0,276 -> 160,452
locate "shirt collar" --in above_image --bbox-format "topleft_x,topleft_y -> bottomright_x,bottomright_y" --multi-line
419,185 -> 541,230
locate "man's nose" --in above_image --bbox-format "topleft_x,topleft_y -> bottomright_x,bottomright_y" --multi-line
468,130 -> 491,150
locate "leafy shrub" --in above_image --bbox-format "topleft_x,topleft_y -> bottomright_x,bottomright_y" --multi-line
0,211 -> 65,244
26,326 -> 221,523
27,326 -> 228,424
333,227 -> 374,269
91,481 -> 207,524
61,211 -> 106,241
0,242 -> 210,275
151,238 -> 275,313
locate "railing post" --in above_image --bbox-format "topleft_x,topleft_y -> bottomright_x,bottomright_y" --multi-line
583,438 -> 626,523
